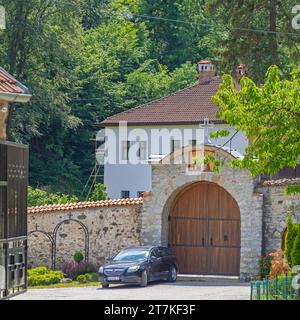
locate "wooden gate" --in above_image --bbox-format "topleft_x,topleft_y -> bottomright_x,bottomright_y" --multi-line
168,182 -> 241,276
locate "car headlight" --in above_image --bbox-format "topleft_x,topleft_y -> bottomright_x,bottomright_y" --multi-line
127,266 -> 140,273
99,266 -> 104,274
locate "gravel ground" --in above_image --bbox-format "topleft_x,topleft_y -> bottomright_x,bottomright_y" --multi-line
12,278 -> 250,300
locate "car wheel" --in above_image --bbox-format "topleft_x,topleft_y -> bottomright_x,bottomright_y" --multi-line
140,270 -> 148,287
101,282 -> 109,289
167,266 -> 177,282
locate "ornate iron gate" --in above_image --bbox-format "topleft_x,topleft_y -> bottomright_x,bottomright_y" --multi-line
0,141 -> 28,299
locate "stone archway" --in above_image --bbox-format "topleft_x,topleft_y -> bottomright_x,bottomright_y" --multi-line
168,181 -> 241,275
141,145 -> 264,278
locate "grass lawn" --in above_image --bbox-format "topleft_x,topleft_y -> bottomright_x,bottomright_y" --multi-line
29,282 -> 100,289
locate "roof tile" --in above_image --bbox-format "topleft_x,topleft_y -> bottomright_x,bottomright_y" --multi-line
262,178 -> 300,187
0,68 -> 25,94
28,198 -> 144,214
101,78 -> 223,126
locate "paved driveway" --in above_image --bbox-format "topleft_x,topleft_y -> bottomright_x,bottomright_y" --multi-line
13,278 -> 250,300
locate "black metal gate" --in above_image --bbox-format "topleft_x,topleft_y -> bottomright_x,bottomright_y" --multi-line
0,141 -> 28,299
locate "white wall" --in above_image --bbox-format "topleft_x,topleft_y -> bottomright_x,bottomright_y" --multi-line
103,124 -> 248,199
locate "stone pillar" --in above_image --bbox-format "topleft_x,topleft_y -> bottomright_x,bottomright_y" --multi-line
0,101 -> 9,140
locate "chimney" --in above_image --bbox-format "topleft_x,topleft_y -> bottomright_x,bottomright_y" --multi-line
235,64 -> 247,82
197,60 -> 215,84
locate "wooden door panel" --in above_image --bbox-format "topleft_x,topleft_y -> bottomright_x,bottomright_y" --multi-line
169,218 -> 208,246
209,220 -> 241,247
172,246 -> 209,274
169,182 -> 241,276
208,247 -> 240,275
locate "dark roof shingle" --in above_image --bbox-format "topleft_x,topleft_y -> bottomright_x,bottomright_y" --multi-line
101,77 -> 223,126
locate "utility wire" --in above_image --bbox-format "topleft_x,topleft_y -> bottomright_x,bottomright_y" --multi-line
131,13 -> 300,38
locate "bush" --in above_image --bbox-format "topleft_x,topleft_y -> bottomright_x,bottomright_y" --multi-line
291,225 -> 300,267
285,214 -> 298,265
76,273 -> 98,283
87,183 -> 108,201
28,186 -> 78,207
62,261 -> 97,280
259,254 -> 273,279
268,250 -> 291,279
28,267 -> 64,286
73,251 -> 84,263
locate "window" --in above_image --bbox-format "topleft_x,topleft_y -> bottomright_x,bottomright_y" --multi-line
150,248 -> 159,259
121,191 -> 130,199
138,141 -> 147,160
121,141 -> 131,161
137,191 -> 145,198
161,248 -> 171,256
171,139 -> 181,153
157,247 -> 170,257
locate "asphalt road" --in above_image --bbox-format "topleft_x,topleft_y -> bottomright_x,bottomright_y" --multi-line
13,278 -> 250,300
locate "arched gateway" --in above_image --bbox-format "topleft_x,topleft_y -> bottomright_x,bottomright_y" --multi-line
168,181 -> 240,275
141,145 -> 264,279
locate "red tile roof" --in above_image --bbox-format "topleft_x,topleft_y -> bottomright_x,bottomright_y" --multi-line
0,67 -> 25,94
101,77 -> 224,126
262,178 -> 300,187
28,198 -> 144,214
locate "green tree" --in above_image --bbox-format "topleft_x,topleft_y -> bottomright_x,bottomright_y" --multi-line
291,224 -> 300,267
286,214 -> 298,265
0,0 -> 84,194
206,0 -> 299,82
212,65 -> 300,192
87,183 -> 108,201
138,0 -> 215,70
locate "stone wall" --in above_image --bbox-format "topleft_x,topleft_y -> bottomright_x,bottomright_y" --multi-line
257,184 -> 300,255
28,204 -> 142,269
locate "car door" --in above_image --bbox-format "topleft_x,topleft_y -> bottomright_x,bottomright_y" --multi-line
158,247 -> 172,278
149,248 -> 163,280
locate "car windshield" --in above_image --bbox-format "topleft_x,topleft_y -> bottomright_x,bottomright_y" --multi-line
113,249 -> 149,262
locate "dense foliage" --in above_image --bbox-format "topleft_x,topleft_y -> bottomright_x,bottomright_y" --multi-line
213,66 -> 300,183
28,267 -> 64,286
285,215 -> 299,265
27,183 -> 108,206
0,1 -> 299,195
291,225 -> 300,267
62,261 -> 98,280
27,186 -> 79,207
73,251 -> 84,264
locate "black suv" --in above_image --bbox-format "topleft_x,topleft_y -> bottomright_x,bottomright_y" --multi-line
98,246 -> 178,288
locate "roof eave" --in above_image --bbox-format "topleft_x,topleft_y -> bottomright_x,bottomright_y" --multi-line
0,92 -> 32,103
99,119 -> 225,127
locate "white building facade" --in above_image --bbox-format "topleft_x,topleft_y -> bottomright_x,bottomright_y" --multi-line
100,61 -> 249,199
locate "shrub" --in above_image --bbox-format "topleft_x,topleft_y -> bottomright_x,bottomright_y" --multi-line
73,251 -> 84,263
291,225 -> 300,267
285,214 -> 298,265
259,254 -> 273,279
62,261 -> 97,280
87,183 -> 108,201
28,267 -> 64,286
28,186 -> 78,207
76,273 -> 98,283
268,250 -> 291,279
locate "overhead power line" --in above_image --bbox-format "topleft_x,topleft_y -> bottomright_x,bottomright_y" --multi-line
131,13 -> 300,39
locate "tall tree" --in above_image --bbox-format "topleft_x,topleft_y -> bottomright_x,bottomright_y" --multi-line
213,65 -> 300,193
206,0 -> 299,82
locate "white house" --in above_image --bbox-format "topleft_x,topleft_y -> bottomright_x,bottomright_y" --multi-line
99,61 -> 249,199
